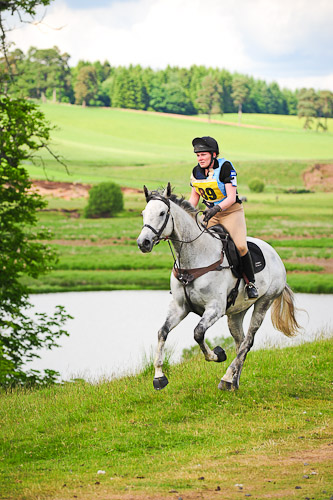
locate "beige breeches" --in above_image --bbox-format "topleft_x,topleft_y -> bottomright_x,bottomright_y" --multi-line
207,203 -> 248,256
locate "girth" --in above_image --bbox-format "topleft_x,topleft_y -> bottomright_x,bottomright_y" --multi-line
173,252 -> 224,286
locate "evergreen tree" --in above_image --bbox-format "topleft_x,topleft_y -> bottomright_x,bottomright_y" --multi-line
282,88 -> 298,115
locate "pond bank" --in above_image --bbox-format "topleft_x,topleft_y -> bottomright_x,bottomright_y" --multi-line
27,291 -> 333,382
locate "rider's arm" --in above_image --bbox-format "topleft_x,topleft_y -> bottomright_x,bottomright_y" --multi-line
189,187 -> 200,208
217,183 -> 237,211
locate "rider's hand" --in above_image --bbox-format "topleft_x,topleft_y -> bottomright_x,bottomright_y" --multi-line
203,205 -> 222,223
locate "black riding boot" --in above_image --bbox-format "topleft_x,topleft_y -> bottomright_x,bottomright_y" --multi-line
241,252 -> 258,299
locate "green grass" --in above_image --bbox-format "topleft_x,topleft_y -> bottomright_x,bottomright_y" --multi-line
25,104 -> 333,192
0,338 -> 332,500
21,190 -> 332,293
207,112 -> 333,131
19,104 -> 333,293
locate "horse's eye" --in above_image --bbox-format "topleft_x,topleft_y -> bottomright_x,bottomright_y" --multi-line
160,211 -> 165,216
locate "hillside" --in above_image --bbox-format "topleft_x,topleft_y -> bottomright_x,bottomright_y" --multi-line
25,104 -> 333,193
0,338 -> 332,500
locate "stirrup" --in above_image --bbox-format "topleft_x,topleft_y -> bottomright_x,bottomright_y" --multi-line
245,282 -> 258,299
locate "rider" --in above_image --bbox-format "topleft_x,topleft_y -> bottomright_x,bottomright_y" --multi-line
188,136 -> 258,299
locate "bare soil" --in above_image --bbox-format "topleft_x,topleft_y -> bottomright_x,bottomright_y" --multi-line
303,163 -> 333,192
31,180 -> 142,200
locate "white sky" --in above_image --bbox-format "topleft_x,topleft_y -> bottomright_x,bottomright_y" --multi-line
5,0 -> 333,91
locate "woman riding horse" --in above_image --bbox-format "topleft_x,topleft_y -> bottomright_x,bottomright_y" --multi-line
188,136 -> 258,299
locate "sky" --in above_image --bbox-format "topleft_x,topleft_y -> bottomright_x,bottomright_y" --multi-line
5,0 -> 333,91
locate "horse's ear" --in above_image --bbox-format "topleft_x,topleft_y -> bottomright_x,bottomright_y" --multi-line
164,182 -> 172,198
143,185 -> 149,201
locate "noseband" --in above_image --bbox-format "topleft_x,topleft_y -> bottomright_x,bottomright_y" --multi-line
142,195 -> 173,242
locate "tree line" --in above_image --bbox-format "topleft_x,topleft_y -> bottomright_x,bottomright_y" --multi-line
3,46 -> 333,126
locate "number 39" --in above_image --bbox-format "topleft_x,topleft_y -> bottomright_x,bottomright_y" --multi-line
198,187 -> 217,201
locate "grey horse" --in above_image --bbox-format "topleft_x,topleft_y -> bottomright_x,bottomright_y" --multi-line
137,184 -> 300,391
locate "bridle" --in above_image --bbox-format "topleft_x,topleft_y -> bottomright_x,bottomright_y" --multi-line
141,193 -> 234,313
142,194 -> 223,245
142,195 -> 173,243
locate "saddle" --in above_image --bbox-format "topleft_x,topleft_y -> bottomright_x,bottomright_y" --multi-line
209,224 -> 266,278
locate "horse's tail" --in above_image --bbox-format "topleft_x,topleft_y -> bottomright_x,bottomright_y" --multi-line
271,284 -> 301,337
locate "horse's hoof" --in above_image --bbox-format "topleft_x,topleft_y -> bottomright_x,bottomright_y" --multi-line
218,379 -> 234,391
213,346 -> 227,363
153,375 -> 169,390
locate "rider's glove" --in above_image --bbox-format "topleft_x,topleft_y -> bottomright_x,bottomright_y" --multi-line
203,204 -> 222,223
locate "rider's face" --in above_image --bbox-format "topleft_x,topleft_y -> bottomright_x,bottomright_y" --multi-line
196,152 -> 215,169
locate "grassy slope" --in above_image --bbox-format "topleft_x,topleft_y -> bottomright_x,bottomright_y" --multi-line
26,104 -> 333,191
0,338 -> 332,500
22,103 -> 333,293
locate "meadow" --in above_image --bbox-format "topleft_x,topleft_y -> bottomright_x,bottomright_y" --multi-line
21,103 -> 333,293
0,337 -> 332,500
1,104 -> 332,500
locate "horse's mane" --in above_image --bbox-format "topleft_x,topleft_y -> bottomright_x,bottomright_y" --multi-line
149,189 -> 198,218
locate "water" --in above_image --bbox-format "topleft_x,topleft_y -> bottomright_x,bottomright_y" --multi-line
28,291 -> 333,381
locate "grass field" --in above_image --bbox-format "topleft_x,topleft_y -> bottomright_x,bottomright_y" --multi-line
21,103 -> 333,294
26,104 -> 333,192
3,105 -> 333,500
22,189 -> 333,294
0,337 -> 332,500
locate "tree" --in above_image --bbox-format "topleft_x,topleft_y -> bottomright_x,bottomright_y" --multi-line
150,81 -> 196,115
74,64 -> 98,106
297,88 -> 318,129
317,90 -> 333,131
231,75 -> 250,124
0,0 -> 71,386
196,74 -> 223,120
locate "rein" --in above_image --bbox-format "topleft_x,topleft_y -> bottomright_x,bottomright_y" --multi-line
142,193 -> 235,315
142,194 -> 231,285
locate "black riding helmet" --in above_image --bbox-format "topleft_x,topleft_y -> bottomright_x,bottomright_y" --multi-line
192,136 -> 219,155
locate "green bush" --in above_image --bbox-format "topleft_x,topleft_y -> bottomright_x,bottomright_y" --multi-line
84,182 -> 124,218
248,177 -> 265,193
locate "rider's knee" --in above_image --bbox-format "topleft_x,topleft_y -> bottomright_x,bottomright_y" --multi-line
238,244 -> 248,257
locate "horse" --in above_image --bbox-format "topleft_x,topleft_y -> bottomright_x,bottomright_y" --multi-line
137,184 -> 300,391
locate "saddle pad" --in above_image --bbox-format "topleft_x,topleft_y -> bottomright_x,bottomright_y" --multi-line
248,241 -> 266,274
210,224 -> 266,277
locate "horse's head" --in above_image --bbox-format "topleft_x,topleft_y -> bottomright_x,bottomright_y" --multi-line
137,183 -> 173,253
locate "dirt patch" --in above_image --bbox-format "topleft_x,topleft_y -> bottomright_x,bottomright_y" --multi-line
303,163 -> 333,192
31,180 -> 142,200
31,180 -> 91,199
286,257 -> 333,274
48,443 -> 332,500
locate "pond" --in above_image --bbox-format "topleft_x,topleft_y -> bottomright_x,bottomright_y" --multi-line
28,291 -> 333,381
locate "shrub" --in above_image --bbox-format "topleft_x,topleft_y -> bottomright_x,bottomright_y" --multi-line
84,182 -> 124,218
248,177 -> 265,193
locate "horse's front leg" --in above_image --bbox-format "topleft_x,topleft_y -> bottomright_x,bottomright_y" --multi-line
153,300 -> 188,390
194,301 -> 227,363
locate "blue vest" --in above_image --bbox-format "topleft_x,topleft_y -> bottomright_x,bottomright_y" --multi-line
191,158 -> 236,206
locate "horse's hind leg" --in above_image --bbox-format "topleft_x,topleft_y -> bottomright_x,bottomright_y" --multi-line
153,300 -> 188,390
227,310 -> 247,354
194,302 -> 227,363
219,297 -> 274,391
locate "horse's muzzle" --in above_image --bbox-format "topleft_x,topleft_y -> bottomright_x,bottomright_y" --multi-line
137,236 -> 153,253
